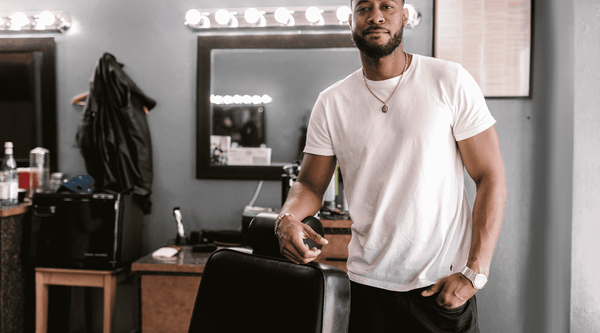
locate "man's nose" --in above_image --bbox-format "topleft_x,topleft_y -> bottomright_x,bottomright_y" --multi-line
367,9 -> 385,24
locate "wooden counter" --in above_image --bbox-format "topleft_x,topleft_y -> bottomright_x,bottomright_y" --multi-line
132,246 -> 212,333
0,201 -> 31,217
132,246 -> 212,274
132,219 -> 352,333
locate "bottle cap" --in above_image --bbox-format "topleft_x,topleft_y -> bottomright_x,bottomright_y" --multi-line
30,147 -> 49,154
4,142 -> 13,148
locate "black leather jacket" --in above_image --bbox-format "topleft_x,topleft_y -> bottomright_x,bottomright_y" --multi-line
76,53 -> 156,214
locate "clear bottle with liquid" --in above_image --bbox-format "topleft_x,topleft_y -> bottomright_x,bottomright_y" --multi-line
0,142 -> 19,207
29,147 -> 50,195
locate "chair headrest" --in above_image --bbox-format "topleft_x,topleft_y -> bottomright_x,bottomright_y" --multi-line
248,212 -> 324,259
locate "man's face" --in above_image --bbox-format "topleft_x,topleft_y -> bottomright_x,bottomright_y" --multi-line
349,0 -> 407,60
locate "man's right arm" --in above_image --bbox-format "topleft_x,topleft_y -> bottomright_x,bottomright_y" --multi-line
276,153 -> 337,264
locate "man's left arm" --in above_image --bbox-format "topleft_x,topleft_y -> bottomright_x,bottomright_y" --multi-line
422,125 -> 507,308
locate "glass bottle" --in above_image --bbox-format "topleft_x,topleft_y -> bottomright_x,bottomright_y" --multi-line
0,142 -> 19,207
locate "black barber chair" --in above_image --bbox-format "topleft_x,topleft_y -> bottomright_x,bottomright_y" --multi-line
188,213 -> 351,333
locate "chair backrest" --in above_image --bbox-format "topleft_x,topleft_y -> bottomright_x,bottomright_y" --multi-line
188,213 -> 350,333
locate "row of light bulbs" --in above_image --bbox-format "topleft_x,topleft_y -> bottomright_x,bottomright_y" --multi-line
0,11 -> 71,32
186,6 -> 352,29
186,5 -> 421,30
211,94 -> 273,105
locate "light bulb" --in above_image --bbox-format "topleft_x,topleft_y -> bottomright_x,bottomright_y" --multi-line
242,95 -> 252,104
233,95 -> 243,104
39,11 -> 56,26
305,7 -> 323,24
336,6 -> 352,23
212,95 -> 223,104
223,95 -> 233,104
404,4 -> 421,29
10,12 -> 30,29
261,95 -> 272,104
274,7 -> 294,26
251,95 -> 262,104
185,9 -> 202,25
244,8 -> 260,24
215,9 -> 231,26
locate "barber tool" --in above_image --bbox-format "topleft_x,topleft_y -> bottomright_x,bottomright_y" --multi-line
60,174 -> 95,194
173,207 -> 187,245
302,216 -> 325,250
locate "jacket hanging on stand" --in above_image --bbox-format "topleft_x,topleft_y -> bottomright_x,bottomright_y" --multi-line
76,52 -> 156,214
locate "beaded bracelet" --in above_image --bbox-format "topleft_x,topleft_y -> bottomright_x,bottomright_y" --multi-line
274,213 -> 294,236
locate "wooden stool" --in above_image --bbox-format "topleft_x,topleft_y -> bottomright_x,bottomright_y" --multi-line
35,266 -> 129,333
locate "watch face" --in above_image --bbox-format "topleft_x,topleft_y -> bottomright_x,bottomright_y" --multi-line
474,274 -> 487,289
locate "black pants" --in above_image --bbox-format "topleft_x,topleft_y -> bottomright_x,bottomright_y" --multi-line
349,281 -> 480,333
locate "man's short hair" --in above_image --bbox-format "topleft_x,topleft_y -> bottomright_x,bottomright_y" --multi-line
350,0 -> 406,8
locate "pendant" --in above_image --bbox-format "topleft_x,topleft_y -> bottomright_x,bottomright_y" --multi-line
382,105 -> 388,113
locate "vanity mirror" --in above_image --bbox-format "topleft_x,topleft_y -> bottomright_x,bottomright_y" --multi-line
0,37 -> 57,170
196,33 -> 359,180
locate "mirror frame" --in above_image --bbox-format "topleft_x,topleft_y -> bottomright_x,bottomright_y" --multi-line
196,33 -> 355,180
0,37 -> 57,171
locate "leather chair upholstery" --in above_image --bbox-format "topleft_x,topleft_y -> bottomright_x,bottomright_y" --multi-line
188,213 -> 350,333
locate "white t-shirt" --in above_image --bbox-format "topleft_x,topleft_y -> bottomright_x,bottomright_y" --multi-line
304,54 -> 496,291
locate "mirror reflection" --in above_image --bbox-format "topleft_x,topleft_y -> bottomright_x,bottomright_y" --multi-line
211,105 -> 267,166
211,48 -> 360,166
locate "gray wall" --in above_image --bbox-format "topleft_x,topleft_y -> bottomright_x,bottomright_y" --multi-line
572,0 -> 600,332
526,1 -> 574,332
3,0 -> 598,332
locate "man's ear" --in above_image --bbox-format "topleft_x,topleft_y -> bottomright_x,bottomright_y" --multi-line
348,13 -> 353,29
402,6 -> 409,27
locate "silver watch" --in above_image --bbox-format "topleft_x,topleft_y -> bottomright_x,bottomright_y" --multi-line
460,266 -> 488,289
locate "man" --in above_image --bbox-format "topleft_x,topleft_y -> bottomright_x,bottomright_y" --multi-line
275,0 -> 506,331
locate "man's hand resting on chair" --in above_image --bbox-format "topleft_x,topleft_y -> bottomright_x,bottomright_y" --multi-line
275,213 -> 328,264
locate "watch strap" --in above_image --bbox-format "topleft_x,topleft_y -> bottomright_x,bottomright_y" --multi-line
460,266 -> 487,289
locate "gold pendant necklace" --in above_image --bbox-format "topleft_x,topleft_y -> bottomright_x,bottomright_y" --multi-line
362,52 -> 409,113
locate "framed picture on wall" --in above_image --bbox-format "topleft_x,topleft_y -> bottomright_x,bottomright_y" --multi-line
434,0 -> 532,97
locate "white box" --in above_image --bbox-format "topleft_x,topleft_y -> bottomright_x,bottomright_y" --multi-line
228,147 -> 272,166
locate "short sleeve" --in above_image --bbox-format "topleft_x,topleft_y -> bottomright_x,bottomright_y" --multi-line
303,94 -> 335,156
452,66 -> 496,141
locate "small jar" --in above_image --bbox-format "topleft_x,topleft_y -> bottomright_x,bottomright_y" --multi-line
50,172 -> 64,193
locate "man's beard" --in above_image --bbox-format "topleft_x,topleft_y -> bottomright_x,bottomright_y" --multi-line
351,26 -> 404,60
